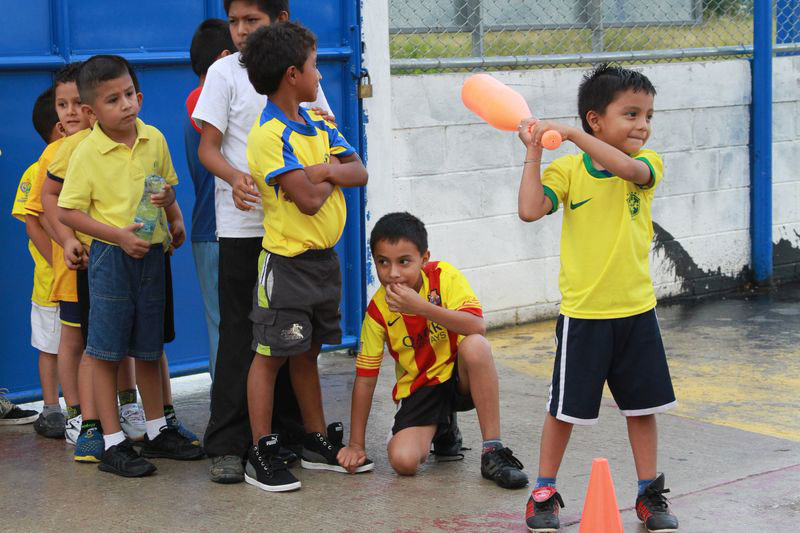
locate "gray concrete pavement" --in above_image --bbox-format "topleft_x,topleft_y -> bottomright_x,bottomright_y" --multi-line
2,285 -> 799,532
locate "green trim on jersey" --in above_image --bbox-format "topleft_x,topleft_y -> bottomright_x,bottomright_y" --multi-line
636,156 -> 657,189
543,185 -> 559,214
582,153 -> 614,179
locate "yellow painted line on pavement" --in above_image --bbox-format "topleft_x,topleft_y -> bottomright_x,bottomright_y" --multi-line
488,320 -> 800,442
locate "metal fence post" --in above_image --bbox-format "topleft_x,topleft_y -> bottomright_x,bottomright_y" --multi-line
589,0 -> 604,53
750,0 -> 773,284
777,0 -> 800,56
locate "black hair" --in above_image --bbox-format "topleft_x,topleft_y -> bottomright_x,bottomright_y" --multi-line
77,55 -> 141,104
239,21 -> 316,96
223,0 -> 289,19
190,19 -> 236,77
54,62 -> 83,88
577,63 -> 657,134
370,212 -> 429,255
32,87 -> 59,144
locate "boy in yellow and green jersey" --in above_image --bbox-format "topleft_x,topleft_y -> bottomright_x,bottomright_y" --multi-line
517,64 -> 678,533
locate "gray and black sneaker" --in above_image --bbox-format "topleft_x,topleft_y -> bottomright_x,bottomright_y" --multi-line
301,422 -> 374,473
140,426 -> 205,460
431,412 -> 465,461
636,474 -> 679,532
245,434 -> 301,492
33,411 -> 66,438
0,392 -> 38,426
209,455 -> 245,484
525,486 -> 564,532
98,439 -> 157,478
481,447 -> 529,489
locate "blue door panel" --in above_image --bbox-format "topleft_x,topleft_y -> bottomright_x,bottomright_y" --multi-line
2,0 -> 53,55
69,1 -> 206,53
0,1 -> 364,401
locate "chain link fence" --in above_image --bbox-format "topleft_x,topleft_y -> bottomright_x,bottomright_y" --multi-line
390,0 -> 800,71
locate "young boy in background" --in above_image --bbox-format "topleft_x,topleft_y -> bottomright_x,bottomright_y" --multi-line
193,0 -> 333,483
58,55 -> 202,477
516,64 -> 679,533
240,21 -> 369,492
338,212 -> 528,489
9,88 -> 63,434
185,19 -> 235,379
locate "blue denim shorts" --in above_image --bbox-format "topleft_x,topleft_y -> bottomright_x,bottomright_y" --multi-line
86,241 -> 165,362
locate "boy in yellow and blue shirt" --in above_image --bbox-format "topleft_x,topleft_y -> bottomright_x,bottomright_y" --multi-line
8,88 -> 63,432
58,55 -> 202,477
517,64 -> 679,533
239,21 -> 369,492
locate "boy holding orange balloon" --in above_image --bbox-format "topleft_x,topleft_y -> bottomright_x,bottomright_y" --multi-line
516,64 -> 679,533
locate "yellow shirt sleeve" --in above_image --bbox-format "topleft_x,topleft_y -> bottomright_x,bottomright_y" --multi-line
441,264 -> 483,316
58,148 -> 92,211
156,128 -> 179,186
12,163 -> 38,222
355,304 -> 387,377
249,126 -> 304,186
24,152 -> 51,215
634,149 -> 664,192
541,156 -> 572,214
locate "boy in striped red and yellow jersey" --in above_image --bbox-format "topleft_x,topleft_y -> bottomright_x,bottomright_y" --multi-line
338,212 -> 528,489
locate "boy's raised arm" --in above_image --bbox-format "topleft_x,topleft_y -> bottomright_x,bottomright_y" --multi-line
338,375 -> 378,473
517,118 -> 553,222
384,283 -> 486,337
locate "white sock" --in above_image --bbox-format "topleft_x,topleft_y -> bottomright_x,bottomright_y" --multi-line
146,416 -> 167,441
104,431 -> 125,450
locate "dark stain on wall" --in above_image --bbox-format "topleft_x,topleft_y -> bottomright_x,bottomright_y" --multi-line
773,231 -> 800,283
652,222 -> 751,298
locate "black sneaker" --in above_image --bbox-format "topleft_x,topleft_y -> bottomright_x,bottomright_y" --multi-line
0,406 -> 39,426
98,439 -> 157,477
140,426 -> 205,460
481,446 -> 529,489
431,412 -> 465,461
33,411 -> 66,438
244,434 -> 301,492
301,422 -> 374,473
636,474 -> 679,532
525,486 -> 564,532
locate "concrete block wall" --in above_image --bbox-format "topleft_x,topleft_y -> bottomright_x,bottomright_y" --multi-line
772,56 -> 800,283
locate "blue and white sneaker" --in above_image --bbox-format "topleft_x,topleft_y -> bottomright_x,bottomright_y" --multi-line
167,416 -> 200,446
74,427 -> 104,463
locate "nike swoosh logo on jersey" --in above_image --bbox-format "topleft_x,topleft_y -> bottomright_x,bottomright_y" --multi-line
388,317 -> 400,327
570,198 -> 592,210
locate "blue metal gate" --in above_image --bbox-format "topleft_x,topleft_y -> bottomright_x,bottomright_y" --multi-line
0,0 -> 365,401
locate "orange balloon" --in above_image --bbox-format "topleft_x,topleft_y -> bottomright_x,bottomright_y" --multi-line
461,74 -> 531,132
541,130 -> 562,150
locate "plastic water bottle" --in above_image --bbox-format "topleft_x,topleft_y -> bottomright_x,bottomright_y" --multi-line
133,174 -> 166,242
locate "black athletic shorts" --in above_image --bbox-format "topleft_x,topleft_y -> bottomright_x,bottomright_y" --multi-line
250,248 -> 342,357
77,252 -> 175,348
547,309 -> 676,425
392,368 -> 474,436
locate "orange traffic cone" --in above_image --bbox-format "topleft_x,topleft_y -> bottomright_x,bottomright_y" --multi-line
578,458 -> 624,533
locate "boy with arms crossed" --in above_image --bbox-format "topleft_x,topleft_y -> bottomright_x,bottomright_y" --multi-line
517,64 -> 678,532
193,0 -> 333,483
59,55 -> 202,477
338,212 -> 528,489
240,21 -> 369,492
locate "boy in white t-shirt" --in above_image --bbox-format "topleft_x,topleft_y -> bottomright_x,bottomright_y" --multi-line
192,0 -> 334,484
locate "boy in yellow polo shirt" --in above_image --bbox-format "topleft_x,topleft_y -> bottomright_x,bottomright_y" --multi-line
338,212 -> 528,489
239,22 -> 368,492
516,64 -> 678,533
58,55 -> 202,477
10,88 -> 64,433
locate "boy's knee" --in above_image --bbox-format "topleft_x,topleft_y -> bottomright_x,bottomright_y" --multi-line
388,449 -> 423,476
459,334 -> 493,364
